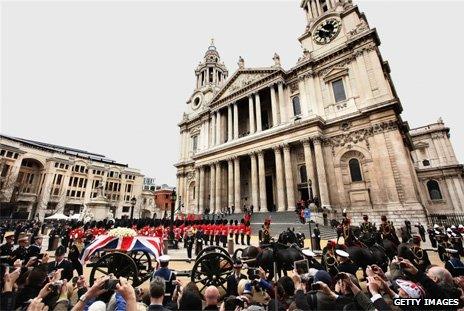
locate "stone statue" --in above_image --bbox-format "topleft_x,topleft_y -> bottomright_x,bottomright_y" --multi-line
238,56 -> 245,69
96,183 -> 105,198
273,53 -> 281,67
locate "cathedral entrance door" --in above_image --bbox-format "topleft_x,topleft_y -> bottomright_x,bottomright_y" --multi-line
265,175 -> 274,212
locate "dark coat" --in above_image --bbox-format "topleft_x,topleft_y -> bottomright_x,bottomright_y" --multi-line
48,259 -> 74,281
225,272 -> 247,296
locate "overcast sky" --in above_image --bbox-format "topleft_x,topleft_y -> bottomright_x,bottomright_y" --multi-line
2,1 -> 463,186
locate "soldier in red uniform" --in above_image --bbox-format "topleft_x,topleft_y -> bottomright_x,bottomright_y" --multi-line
229,220 -> 234,239
214,220 -> 221,246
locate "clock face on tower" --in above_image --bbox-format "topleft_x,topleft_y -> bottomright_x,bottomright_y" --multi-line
313,18 -> 341,45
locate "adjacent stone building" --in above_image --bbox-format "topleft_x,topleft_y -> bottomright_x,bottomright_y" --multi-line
175,0 -> 464,225
0,134 -> 147,220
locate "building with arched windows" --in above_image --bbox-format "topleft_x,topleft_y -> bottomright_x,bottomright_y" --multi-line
175,0 -> 464,225
0,134 -> 150,220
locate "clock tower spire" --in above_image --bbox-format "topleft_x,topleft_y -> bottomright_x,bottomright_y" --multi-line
194,39 -> 228,91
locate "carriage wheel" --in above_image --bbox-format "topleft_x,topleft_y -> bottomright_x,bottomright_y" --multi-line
191,252 -> 233,295
129,251 -> 153,283
196,245 -> 229,259
89,252 -> 140,287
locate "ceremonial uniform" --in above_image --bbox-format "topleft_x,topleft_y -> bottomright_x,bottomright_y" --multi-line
445,256 -> 464,277
152,256 -> 176,305
184,229 -> 195,260
379,217 -> 400,246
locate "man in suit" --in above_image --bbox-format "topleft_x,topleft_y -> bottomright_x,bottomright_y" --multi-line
0,233 -> 14,257
226,259 -> 247,296
11,236 -> 28,262
48,245 -> 74,281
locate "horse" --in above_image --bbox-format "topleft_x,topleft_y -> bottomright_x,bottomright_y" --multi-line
277,228 -> 305,248
335,225 -> 390,272
234,242 -> 305,278
398,243 -> 431,272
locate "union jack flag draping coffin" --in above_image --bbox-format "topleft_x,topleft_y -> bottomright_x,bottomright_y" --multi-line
80,235 -> 163,264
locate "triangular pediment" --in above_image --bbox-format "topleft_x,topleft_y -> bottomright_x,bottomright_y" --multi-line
212,68 -> 280,103
323,66 -> 349,82
414,141 -> 429,150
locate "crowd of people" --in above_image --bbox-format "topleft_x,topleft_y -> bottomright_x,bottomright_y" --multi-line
2,214 -> 464,310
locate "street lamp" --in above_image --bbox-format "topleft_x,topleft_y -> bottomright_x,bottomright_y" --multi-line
168,189 -> 177,249
130,197 -> 136,220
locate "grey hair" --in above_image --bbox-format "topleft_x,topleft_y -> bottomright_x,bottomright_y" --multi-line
150,276 -> 166,298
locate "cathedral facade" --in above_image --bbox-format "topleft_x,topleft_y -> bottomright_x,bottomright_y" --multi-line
175,0 -> 464,226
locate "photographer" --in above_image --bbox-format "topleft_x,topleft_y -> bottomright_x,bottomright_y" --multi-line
241,267 -> 272,307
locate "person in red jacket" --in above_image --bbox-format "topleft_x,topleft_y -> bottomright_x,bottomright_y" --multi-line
234,220 -> 240,245
214,220 -> 221,246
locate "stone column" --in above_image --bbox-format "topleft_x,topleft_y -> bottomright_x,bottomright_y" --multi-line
209,164 -> 215,211
313,136 -> 330,208
195,167 -> 200,213
227,159 -> 234,209
215,162 -> 221,213
270,84 -> 279,126
255,93 -> 262,132
277,82 -> 287,123
227,105 -> 233,142
307,2 -> 314,19
216,110 -> 221,145
273,146 -> 286,211
302,138 -> 318,198
234,157 -> 241,211
250,152 -> 259,211
257,151 -> 267,212
211,114 -> 216,146
283,144 -> 295,211
248,95 -> 255,134
233,103 -> 239,139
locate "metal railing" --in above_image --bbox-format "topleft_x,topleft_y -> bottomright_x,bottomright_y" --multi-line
427,213 -> 464,226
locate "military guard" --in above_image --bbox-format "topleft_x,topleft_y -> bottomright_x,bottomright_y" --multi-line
360,215 -> 375,234
336,249 -> 359,276
379,215 -> 400,246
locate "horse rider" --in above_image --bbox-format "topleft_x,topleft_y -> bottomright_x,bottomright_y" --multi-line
152,255 -> 177,305
401,220 -> 413,244
336,249 -> 359,276
378,215 -> 400,246
415,222 -> 426,242
410,235 -> 431,272
360,215 -> 375,234
340,218 -> 358,247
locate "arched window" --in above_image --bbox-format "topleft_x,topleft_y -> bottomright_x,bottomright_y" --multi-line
427,180 -> 442,200
292,96 -> 301,116
299,165 -> 308,183
422,160 -> 430,167
349,158 -> 362,182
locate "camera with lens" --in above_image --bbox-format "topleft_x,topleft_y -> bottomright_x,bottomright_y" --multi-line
49,280 -> 63,293
102,277 -> 120,291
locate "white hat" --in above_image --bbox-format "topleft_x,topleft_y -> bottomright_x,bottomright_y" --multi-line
302,249 -> 315,257
447,228 -> 452,232
434,224 -> 439,229
434,230 -> 440,235
158,255 -> 171,263
335,249 -> 350,258
451,225 -> 457,229
396,279 -> 425,299
446,248 -> 458,254
459,225 -> 463,229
